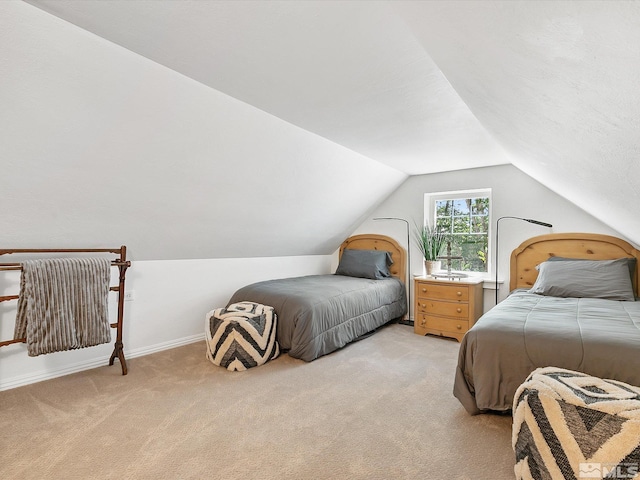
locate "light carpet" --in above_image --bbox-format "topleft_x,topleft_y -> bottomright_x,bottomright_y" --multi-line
0,323 -> 514,479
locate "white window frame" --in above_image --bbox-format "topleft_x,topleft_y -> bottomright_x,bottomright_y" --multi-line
424,188 -> 493,277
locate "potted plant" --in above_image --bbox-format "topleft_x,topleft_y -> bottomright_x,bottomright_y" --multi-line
414,224 -> 449,276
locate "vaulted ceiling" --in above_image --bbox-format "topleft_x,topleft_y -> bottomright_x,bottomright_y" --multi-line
4,1 -> 640,258
22,0 -> 512,175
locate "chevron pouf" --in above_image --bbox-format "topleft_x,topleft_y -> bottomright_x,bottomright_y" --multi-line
513,367 -> 640,480
205,302 -> 279,371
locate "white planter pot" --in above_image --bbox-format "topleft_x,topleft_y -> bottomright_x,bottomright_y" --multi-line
424,260 -> 442,276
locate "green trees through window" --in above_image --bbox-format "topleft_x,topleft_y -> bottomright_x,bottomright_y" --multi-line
435,197 -> 489,272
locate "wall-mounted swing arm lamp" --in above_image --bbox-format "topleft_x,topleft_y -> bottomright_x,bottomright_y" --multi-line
373,217 -> 411,325
495,216 -> 552,306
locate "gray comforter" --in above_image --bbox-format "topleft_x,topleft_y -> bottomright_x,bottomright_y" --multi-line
228,275 -> 407,362
454,290 -> 640,415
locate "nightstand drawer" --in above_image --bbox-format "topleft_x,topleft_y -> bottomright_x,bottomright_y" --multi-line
415,300 -> 468,318
415,283 -> 469,302
416,314 -> 468,334
413,277 -> 483,342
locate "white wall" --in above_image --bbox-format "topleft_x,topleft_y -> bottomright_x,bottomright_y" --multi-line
0,255 -> 331,390
0,1 -> 406,261
397,1 -> 640,248
0,1 -> 403,391
0,1 -> 404,388
351,164 -> 626,316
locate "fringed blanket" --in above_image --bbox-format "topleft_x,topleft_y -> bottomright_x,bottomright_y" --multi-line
15,258 -> 112,356
513,367 -> 640,480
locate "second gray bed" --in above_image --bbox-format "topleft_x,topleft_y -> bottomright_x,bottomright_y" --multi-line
227,274 -> 407,362
454,290 -> 640,415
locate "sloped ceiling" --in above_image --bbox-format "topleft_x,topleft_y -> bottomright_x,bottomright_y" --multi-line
395,1 -> 640,244
22,0 -> 510,175
5,1 -> 640,259
2,1 -> 408,260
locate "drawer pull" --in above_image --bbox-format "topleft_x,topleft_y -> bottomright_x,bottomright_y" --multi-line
456,324 -> 462,330
456,291 -> 462,297
456,308 -> 462,313
422,288 -> 427,293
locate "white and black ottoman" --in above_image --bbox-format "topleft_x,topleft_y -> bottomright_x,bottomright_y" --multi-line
205,301 -> 279,371
513,367 -> 640,480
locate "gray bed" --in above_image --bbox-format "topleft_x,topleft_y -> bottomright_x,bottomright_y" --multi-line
227,234 -> 408,362
454,233 -> 640,415
228,274 -> 406,361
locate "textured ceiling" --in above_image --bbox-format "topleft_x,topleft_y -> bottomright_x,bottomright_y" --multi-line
1,1 -> 407,260
23,0 -> 511,175
395,0 -> 640,244
6,0 -> 640,258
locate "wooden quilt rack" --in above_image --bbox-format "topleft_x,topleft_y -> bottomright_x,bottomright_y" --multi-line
0,246 -> 131,375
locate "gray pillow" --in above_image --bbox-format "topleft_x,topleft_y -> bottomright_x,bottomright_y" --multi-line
335,249 -> 393,280
529,258 -> 635,301
546,256 -> 636,283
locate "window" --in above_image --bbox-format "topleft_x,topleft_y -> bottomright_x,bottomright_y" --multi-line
425,189 -> 491,274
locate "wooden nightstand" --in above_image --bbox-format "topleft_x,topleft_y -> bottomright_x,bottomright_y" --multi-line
414,277 -> 484,341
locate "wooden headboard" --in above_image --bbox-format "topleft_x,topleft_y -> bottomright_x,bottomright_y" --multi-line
510,233 -> 640,295
339,234 -> 406,283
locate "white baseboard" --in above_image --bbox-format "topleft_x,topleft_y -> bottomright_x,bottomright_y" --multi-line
0,333 -> 205,391
126,333 -> 204,359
